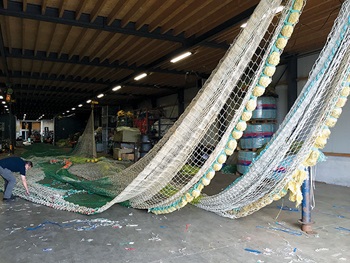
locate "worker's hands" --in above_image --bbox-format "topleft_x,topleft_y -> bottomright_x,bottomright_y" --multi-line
26,189 -> 30,195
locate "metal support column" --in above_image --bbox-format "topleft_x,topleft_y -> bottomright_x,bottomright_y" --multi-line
299,167 -> 315,233
178,88 -> 184,116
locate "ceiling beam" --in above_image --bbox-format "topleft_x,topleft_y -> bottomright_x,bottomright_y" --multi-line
0,70 -> 182,90
146,5 -> 257,70
5,48 -> 196,77
109,6 -> 255,88
0,1 -> 188,44
0,1 -> 228,50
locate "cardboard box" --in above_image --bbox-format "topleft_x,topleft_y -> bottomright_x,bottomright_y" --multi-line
121,153 -> 135,161
113,148 -> 133,160
113,127 -> 140,142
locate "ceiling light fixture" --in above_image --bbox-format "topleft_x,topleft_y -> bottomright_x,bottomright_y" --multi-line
240,22 -> 247,28
0,95 -> 3,99
71,107 -> 76,110
97,93 -> 104,98
86,99 -> 92,103
134,73 -> 147,81
170,51 -> 192,63
78,104 -> 83,107
112,85 -> 122,91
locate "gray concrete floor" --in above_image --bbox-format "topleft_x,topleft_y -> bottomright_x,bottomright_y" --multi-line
1,179 -> 349,263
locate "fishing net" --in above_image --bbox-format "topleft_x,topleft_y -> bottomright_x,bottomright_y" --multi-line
3,0 -> 349,218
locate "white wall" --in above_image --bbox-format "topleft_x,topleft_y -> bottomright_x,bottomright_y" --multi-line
275,52 -> 350,186
297,53 -> 350,186
41,119 -> 54,132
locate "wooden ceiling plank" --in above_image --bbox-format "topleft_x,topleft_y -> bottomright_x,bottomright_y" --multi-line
33,21 -> 41,56
184,0 -> 247,37
109,36 -> 148,63
22,0 -> 27,12
123,38 -> 158,64
96,71 -> 116,85
85,65 -> 103,79
95,67 -> 115,81
106,0 -> 128,26
74,65 -> 91,80
158,0 -> 204,34
58,25 -> 73,57
75,0 -> 88,20
98,34 -> 128,62
134,0 -> 158,30
104,35 -> 134,64
89,32 -> 115,61
29,57 -> 34,77
5,17 -> 12,53
21,19 -> 26,54
3,0 -> 8,9
70,64 -> 84,79
172,1 -> 229,36
68,28 -> 88,59
78,30 -> 102,61
46,23 -> 58,57
59,0 -> 68,18
41,0 -> 48,15
120,1 -> 142,28
143,1 -> 176,32
90,0 -> 109,23
135,41 -> 175,66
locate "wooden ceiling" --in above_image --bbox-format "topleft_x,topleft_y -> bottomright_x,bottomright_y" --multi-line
0,0 -> 344,120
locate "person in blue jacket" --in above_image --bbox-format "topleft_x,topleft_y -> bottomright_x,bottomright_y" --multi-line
0,157 -> 33,201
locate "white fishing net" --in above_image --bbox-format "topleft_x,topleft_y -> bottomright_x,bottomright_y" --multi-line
7,0 -> 350,218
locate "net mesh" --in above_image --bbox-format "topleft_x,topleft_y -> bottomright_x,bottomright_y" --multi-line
71,109 -> 97,159
3,0 -> 350,217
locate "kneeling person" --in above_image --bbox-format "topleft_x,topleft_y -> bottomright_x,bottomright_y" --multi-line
0,157 -> 33,200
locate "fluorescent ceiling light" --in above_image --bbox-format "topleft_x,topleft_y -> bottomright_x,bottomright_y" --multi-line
2,101 -> 5,104
170,51 -> 192,63
0,95 -> 3,99
134,73 -> 147,81
71,107 -> 76,110
97,93 -> 104,98
66,110 -> 70,113
78,104 -> 83,107
240,22 -> 247,28
112,85 -> 121,91
86,99 -> 91,103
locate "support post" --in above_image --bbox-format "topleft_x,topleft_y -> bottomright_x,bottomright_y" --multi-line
300,167 -> 315,233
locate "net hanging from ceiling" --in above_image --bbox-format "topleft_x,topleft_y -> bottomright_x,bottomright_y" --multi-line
4,0 -> 349,217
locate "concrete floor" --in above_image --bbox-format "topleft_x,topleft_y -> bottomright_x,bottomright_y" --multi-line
1,177 -> 350,262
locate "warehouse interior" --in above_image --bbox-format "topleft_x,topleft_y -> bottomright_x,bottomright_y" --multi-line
0,0 -> 350,262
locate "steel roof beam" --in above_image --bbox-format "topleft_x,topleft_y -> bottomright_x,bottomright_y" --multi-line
6,48 -> 196,76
